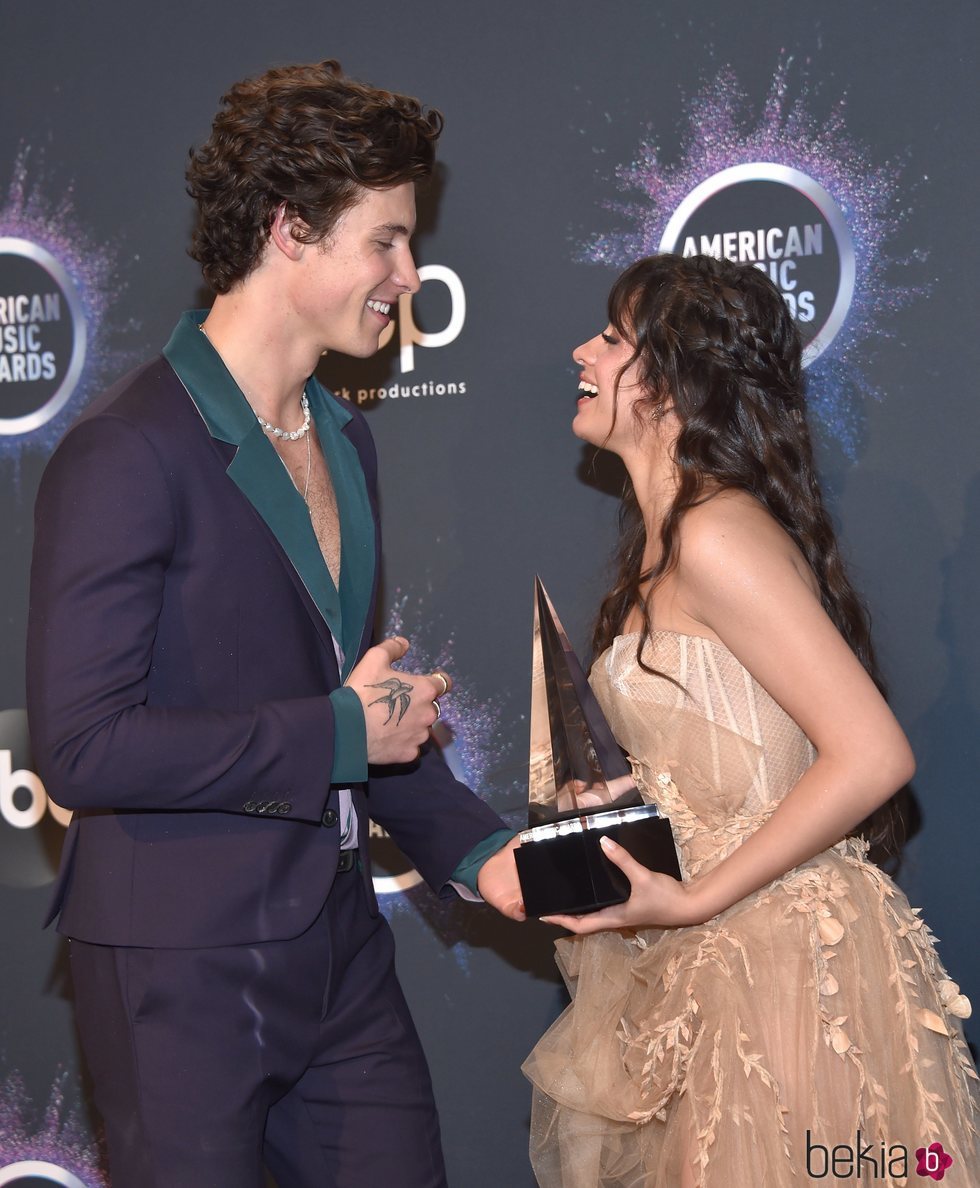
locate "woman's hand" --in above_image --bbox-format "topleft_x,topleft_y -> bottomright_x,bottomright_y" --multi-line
540,836 -> 709,933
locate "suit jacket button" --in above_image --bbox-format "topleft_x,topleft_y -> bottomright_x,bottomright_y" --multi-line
322,808 -> 338,827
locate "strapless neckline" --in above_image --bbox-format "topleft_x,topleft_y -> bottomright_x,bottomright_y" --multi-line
601,628 -> 746,671
597,629 -> 791,744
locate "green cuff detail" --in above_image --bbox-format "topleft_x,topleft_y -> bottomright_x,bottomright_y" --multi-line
451,828 -> 517,896
328,687 -> 368,784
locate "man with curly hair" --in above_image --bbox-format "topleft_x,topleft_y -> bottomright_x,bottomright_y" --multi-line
27,60 -> 521,1188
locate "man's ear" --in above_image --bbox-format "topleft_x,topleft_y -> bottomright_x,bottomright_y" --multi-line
269,201 -> 307,261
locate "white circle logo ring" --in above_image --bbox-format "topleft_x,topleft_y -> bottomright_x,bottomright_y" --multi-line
0,1161 -> 91,1187
0,237 -> 87,436
659,163 -> 855,365
372,868 -> 424,895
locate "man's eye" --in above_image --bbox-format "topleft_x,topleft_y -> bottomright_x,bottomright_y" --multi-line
376,241 -> 394,251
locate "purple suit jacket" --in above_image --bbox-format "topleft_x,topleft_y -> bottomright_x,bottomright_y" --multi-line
26,317 -> 505,948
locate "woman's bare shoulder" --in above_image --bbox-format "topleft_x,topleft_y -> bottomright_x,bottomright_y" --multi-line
676,488 -> 819,601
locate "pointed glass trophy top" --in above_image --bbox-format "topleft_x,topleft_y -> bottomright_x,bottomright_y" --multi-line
528,577 -> 639,827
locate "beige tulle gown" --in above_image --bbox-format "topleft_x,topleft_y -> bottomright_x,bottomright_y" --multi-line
523,632 -> 980,1186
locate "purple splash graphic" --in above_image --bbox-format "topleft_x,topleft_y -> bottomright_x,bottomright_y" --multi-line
580,59 -> 923,457
373,592 -> 523,965
0,1071 -> 107,1185
385,591 -> 515,800
0,148 -> 127,471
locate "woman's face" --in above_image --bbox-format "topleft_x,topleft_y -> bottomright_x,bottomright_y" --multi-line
571,324 -> 646,454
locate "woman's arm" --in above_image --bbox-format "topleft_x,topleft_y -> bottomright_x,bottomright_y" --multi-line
543,493 -> 914,933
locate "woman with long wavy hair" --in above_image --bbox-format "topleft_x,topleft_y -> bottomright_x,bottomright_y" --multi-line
522,254 -> 978,1187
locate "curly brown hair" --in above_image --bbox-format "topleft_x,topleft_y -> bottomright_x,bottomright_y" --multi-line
186,60 -> 443,293
590,253 -> 901,851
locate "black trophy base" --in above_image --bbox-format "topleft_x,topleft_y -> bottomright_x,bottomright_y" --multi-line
515,805 -> 682,918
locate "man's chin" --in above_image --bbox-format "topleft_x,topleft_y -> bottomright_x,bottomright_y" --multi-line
320,340 -> 383,361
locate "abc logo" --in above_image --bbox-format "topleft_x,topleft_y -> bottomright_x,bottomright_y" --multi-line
0,709 -> 69,890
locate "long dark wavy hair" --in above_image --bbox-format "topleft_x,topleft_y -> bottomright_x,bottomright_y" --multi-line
187,60 -> 443,293
591,253 -> 900,851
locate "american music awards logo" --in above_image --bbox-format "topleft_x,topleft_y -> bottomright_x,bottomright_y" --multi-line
578,60 -> 923,458
0,151 -> 120,465
0,242 -> 84,429
659,163 -> 854,366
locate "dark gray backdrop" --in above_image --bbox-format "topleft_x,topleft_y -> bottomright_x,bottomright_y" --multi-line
1,4 -> 977,1185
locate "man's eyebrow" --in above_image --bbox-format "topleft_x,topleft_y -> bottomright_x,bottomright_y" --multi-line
374,222 -> 413,236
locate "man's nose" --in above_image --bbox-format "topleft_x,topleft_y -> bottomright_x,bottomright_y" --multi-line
396,250 -> 421,294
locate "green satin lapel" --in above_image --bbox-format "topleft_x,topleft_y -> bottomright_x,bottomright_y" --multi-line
163,311 -> 377,663
162,311 -> 254,444
308,384 -> 375,674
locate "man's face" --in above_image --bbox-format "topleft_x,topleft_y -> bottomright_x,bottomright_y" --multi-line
295,182 -> 420,358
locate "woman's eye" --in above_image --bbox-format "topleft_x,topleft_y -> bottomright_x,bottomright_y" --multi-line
601,332 -> 619,346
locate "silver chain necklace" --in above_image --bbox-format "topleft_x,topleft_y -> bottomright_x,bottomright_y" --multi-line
299,430 -> 311,504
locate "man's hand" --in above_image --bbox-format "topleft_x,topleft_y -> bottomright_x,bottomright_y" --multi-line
477,834 -> 526,921
348,637 -> 448,765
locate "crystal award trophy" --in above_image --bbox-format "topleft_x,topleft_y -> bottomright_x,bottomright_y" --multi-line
514,578 -> 682,917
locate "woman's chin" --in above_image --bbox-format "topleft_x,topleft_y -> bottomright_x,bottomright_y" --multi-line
571,411 -> 597,443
